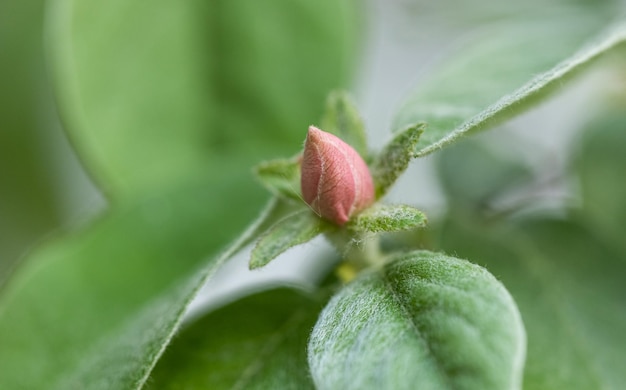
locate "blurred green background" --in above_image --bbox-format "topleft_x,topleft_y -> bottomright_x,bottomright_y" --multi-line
0,0 -> 362,285
0,0 -> 70,284
2,0 -> 625,288
1,0 -> 625,388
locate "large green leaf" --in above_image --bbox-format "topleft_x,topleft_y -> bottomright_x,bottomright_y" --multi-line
435,137 -> 532,212
392,15 -> 626,157
575,111 -> 626,247
308,250 -> 525,390
0,0 -> 62,285
0,176 -> 298,389
148,288 -> 323,389
48,0 -> 361,199
438,217 -> 626,390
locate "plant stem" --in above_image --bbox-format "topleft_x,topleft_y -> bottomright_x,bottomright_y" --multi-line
324,229 -> 385,283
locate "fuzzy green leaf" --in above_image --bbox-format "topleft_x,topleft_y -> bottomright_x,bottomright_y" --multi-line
370,123 -> 425,198
321,90 -> 368,157
254,156 -> 302,200
393,18 -> 626,157
308,250 -> 525,390
250,211 -> 331,270
0,179 -> 296,390
48,0 -> 361,200
347,204 -> 427,233
147,288 -> 322,389
439,217 -> 626,390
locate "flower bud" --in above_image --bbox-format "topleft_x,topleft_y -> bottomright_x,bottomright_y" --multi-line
301,126 -> 375,225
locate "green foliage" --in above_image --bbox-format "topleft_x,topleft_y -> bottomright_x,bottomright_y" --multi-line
434,117 -> 626,388
438,217 -> 626,390
250,210 -> 331,270
320,90 -> 368,157
0,0 -> 62,286
49,0 -> 361,200
370,123 -> 425,199
308,251 -> 525,390
392,19 -> 626,157
0,179 -> 296,389
575,111 -> 626,244
436,138 -> 533,211
347,204 -> 427,233
4,0 -> 626,388
148,288 -> 322,389
0,0 -> 361,387
254,156 -> 302,200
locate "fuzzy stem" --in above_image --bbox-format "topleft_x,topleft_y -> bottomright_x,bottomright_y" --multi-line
324,229 -> 384,283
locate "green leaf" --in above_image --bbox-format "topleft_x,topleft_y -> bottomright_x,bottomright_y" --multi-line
254,156 -> 302,200
438,216 -> 626,389
308,250 -> 525,390
575,111 -> 626,246
370,123 -> 425,198
347,204 -> 427,233
147,288 -> 322,389
320,90 -> 368,157
250,211 -> 330,270
0,0 -> 62,286
0,177 -> 296,389
393,18 -> 626,157
436,137 -> 532,211
48,0 -> 361,199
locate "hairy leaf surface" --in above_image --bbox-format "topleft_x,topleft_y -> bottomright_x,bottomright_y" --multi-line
393,18 -> 626,157
308,250 -> 525,390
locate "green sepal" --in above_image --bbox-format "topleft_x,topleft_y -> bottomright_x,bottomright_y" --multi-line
370,123 -> 425,199
250,211 -> 332,270
254,156 -> 302,200
347,204 -> 427,233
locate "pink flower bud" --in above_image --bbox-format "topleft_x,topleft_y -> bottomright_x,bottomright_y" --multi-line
301,126 -> 375,226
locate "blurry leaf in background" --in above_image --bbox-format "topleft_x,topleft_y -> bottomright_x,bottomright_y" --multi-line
0,0 -> 62,285
438,217 -> 626,390
148,288 -> 322,390
308,251 -> 525,390
0,175 -> 269,390
574,110 -> 626,245
407,0 -> 621,27
320,90 -> 368,158
436,137 -> 533,213
392,8 -> 626,157
49,0 -> 362,200
0,0 -> 363,386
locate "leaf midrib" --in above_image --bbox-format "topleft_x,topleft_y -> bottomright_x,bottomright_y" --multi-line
414,20 -> 626,158
381,270 -> 455,390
